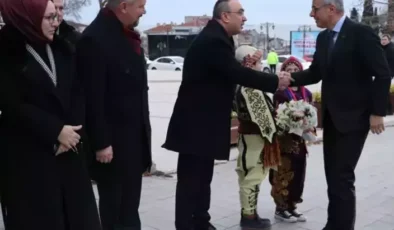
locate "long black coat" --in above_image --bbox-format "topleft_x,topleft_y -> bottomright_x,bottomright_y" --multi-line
383,42 -> 394,76
0,25 -> 100,229
291,18 -> 391,132
162,20 -> 279,160
76,10 -> 152,182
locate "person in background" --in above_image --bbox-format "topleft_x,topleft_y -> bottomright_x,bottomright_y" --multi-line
381,34 -> 394,115
233,45 -> 281,229
53,0 -> 81,51
267,49 -> 279,74
270,57 -> 312,223
76,0 -> 152,229
0,0 -> 101,229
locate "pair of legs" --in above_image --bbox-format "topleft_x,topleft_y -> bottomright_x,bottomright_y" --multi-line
236,134 -> 271,229
95,160 -> 143,230
269,64 -> 276,74
322,112 -> 368,230
269,154 -> 307,223
175,153 -> 215,230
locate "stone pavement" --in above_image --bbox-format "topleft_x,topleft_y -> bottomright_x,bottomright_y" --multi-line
138,126 -> 394,229
0,128 -> 393,229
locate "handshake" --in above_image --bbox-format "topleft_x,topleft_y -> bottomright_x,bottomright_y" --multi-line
277,71 -> 294,90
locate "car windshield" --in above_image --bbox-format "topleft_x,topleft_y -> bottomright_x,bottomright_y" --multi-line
172,57 -> 184,63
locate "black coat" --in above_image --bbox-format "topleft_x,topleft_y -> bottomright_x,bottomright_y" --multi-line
0,25 -> 100,229
76,10 -> 152,182
162,20 -> 279,160
383,42 -> 394,76
291,17 -> 391,132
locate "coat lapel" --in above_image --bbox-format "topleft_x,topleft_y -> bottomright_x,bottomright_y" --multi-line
327,18 -> 351,67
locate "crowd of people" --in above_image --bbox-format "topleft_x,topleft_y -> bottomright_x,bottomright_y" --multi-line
0,0 -> 392,230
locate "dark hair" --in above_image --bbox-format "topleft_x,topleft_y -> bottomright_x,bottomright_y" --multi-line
212,0 -> 231,20
382,34 -> 391,40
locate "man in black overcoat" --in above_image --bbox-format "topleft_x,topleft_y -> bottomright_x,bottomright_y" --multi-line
282,0 -> 391,229
381,34 -> 394,115
76,0 -> 152,229
162,0 -> 293,229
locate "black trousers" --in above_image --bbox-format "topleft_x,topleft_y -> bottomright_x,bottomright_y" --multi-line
322,112 -> 368,230
95,161 -> 143,230
269,64 -> 276,74
387,93 -> 393,115
175,153 -> 215,230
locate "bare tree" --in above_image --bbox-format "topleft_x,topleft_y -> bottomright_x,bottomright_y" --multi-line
98,0 -> 107,8
64,0 -> 91,19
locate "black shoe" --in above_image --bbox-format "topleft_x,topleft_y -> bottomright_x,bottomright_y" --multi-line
274,210 -> 297,223
289,209 -> 307,222
193,222 -> 216,230
240,215 -> 271,229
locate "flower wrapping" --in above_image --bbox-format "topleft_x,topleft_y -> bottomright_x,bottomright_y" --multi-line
275,100 -> 318,140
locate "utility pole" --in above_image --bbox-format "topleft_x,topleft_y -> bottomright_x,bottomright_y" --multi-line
298,25 -> 312,57
261,22 -> 275,53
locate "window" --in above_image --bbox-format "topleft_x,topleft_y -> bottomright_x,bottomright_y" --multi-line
278,57 -> 287,63
158,58 -> 172,63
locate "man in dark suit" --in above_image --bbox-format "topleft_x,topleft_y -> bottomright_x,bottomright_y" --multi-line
76,0 -> 152,229
381,34 -> 394,115
162,0 -> 293,229
283,0 -> 391,229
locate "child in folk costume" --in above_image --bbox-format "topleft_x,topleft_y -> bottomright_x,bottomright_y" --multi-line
233,45 -> 282,229
270,56 -> 313,223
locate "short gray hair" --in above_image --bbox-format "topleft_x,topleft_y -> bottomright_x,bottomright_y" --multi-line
106,0 -> 135,9
213,0 -> 231,20
324,0 -> 344,12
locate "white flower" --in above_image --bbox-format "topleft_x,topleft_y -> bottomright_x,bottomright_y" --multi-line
275,100 -> 318,137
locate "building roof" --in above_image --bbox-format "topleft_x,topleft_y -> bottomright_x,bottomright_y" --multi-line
145,16 -> 210,34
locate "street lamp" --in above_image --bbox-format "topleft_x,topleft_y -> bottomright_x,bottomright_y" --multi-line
298,25 -> 312,57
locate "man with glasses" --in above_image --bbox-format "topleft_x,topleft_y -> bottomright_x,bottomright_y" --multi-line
162,0 -> 292,229
282,0 -> 391,229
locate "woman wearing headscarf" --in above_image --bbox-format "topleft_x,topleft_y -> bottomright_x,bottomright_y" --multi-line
269,56 -> 313,223
233,45 -> 281,229
0,0 -> 101,229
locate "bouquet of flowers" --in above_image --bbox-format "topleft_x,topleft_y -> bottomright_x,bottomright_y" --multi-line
275,100 -> 318,142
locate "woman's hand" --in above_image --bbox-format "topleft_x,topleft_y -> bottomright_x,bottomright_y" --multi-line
55,144 -> 69,156
57,125 -> 82,149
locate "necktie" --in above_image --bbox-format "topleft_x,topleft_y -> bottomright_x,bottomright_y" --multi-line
327,30 -> 336,58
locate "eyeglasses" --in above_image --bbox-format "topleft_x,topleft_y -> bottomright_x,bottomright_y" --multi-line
43,14 -> 59,24
311,4 -> 328,13
225,10 -> 245,16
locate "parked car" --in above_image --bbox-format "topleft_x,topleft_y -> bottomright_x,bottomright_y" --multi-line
145,56 -> 152,69
261,55 -> 311,72
148,56 -> 184,71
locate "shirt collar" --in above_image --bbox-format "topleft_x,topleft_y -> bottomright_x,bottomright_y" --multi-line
332,15 -> 346,33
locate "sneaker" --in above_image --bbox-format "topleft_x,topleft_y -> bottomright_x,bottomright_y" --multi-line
240,215 -> 271,229
274,210 -> 297,223
289,209 -> 307,222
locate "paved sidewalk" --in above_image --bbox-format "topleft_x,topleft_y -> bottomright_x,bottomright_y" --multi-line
138,127 -> 394,230
1,127 -> 394,230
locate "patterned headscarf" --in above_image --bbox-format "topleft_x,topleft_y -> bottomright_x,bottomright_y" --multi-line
241,50 -> 262,68
280,56 -> 303,71
235,45 -> 262,68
